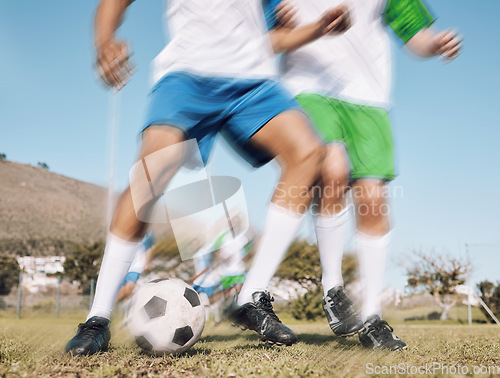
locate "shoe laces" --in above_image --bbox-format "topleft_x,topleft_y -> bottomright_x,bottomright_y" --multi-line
256,293 -> 281,322
369,319 -> 394,343
328,290 -> 356,315
77,321 -> 106,341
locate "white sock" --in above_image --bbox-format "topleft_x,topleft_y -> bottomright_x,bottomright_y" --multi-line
356,231 -> 391,321
87,233 -> 139,320
315,206 -> 351,296
238,203 -> 305,305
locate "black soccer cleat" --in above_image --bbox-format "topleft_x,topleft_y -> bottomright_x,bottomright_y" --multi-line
358,314 -> 407,351
65,316 -> 111,356
323,286 -> 364,337
227,291 -> 298,346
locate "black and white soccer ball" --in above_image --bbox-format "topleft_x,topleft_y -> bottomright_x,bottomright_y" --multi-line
127,278 -> 205,355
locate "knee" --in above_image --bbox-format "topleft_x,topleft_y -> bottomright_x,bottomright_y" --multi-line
307,144 -> 327,170
140,125 -> 185,158
354,181 -> 391,231
354,182 -> 386,206
286,142 -> 326,172
322,163 -> 349,193
321,144 -> 350,192
356,200 -> 390,233
356,210 -> 391,235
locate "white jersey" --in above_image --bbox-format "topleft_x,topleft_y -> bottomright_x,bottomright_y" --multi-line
280,0 -> 392,108
152,0 -> 277,84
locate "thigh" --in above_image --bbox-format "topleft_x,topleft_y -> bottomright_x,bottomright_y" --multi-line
221,80 -> 308,167
296,94 -> 352,184
249,109 -> 324,165
140,126 -> 186,158
322,142 -> 350,186
143,72 -> 226,166
129,126 -> 187,223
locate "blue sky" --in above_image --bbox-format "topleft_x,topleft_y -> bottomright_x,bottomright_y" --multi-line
1,1 -> 499,290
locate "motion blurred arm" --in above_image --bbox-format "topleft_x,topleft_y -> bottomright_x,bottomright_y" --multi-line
94,0 -> 134,90
95,0 -> 132,49
269,5 -> 351,54
406,28 -> 462,61
384,0 -> 462,62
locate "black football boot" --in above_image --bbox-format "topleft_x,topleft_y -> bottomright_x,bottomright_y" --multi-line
227,291 -> 298,345
323,286 -> 364,337
358,314 -> 407,351
65,316 -> 111,355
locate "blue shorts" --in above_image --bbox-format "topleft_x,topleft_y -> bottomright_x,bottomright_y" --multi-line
143,72 -> 301,167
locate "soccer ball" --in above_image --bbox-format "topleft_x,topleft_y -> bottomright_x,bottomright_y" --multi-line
126,278 -> 205,355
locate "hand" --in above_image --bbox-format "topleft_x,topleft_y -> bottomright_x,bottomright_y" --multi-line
319,5 -> 351,35
432,30 -> 463,61
96,39 -> 135,91
275,0 -> 298,29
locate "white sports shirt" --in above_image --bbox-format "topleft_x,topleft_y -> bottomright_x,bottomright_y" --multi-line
272,0 -> 433,109
152,0 -> 277,84
279,0 -> 393,108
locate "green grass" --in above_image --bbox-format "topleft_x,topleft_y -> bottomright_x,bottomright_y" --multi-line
383,305 -> 487,325
1,313 -> 500,377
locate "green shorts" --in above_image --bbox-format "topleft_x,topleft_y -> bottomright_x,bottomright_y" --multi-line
296,93 -> 395,181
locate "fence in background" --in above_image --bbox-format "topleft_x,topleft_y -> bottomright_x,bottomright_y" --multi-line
1,273 -> 95,318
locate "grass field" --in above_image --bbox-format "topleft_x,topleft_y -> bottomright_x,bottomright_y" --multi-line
1,312 -> 500,377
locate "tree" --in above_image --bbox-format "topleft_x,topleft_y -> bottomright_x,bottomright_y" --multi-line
477,280 -> 500,323
0,153 -> 6,161
276,239 -> 358,320
0,255 -> 21,295
275,240 -> 322,287
63,241 -> 104,294
276,239 -> 358,287
405,251 -> 470,320
290,286 -> 324,320
37,161 -> 49,170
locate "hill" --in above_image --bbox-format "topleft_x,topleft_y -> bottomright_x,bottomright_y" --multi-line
0,160 -> 107,256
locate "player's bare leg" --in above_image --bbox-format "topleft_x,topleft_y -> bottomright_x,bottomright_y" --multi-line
352,179 -> 390,236
352,179 -> 391,316
318,143 -> 350,215
66,126 -> 185,355
250,111 -> 326,211
230,110 -> 325,345
111,126 -> 186,240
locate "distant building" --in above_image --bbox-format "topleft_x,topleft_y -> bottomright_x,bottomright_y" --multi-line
16,256 -> 65,293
